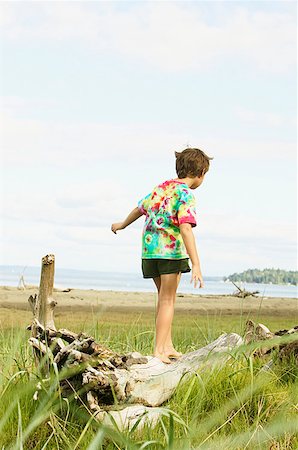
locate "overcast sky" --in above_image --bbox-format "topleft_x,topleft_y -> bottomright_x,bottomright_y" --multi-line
0,1 -> 296,276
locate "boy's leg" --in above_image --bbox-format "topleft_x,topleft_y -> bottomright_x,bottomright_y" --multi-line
154,273 -> 181,353
154,273 -> 180,363
153,276 -> 161,293
163,273 -> 182,355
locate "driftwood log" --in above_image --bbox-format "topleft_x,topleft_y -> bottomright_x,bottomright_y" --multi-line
27,254 -> 245,430
232,281 -> 260,298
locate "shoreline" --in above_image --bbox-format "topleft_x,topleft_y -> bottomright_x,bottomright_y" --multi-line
1,283 -> 297,298
0,285 -> 297,316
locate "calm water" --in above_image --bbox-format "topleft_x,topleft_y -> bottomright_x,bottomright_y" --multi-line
0,265 -> 297,298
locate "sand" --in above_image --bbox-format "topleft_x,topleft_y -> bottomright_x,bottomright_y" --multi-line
0,285 -> 297,317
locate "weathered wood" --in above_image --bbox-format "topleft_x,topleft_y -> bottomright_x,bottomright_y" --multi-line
36,254 -> 56,330
52,328 -> 80,343
28,294 -> 37,315
232,281 -> 259,298
53,288 -> 72,293
28,337 -> 52,357
18,274 -> 26,290
275,325 -> 298,336
94,402 -> 163,430
84,390 -> 161,431
244,319 -> 298,360
27,320 -> 91,345
28,318 -> 243,430
29,255 -> 65,371
79,332 -> 243,430
279,341 -> 298,361
102,333 -> 243,407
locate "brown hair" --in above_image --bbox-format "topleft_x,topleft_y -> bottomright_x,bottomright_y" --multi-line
175,147 -> 213,178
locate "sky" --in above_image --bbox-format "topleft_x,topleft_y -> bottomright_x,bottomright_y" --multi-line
0,0 -> 297,277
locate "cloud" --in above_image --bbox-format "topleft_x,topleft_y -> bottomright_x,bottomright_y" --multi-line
0,216 -> 143,272
1,110 -> 296,171
0,96 -> 58,117
0,1 -> 100,42
1,2 -> 295,73
235,107 -> 296,128
1,179 -> 134,228
198,213 -> 296,244
0,111 -> 178,167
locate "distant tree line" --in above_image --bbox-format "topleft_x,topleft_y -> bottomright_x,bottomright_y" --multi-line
223,268 -> 297,286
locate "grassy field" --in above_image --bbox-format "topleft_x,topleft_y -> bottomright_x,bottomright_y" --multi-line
0,305 -> 297,449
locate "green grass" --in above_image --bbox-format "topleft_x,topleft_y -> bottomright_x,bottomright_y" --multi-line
0,310 -> 297,449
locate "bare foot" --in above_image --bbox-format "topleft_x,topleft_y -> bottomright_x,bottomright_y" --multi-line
164,348 -> 183,358
153,352 -> 172,364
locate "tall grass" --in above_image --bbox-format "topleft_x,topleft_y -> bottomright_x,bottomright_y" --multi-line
0,312 -> 297,449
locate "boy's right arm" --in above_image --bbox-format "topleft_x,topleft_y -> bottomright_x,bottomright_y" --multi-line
111,206 -> 143,234
180,223 -> 204,288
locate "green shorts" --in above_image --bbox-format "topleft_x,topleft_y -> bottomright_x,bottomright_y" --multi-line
142,258 -> 191,279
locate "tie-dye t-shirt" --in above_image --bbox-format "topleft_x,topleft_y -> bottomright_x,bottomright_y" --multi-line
137,179 -> 197,259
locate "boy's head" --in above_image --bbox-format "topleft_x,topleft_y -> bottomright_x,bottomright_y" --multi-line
175,147 -> 213,179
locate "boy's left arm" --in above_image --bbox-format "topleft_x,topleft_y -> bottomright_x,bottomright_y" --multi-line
111,207 -> 143,234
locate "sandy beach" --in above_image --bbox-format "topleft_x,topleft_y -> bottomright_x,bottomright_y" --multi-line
0,285 -> 297,317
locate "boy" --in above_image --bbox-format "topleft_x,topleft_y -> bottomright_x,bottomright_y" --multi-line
111,148 -> 212,364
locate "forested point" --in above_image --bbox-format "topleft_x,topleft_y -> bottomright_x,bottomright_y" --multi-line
224,268 -> 297,286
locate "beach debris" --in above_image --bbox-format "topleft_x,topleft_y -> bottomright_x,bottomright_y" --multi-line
244,319 -> 298,360
53,287 -> 72,292
18,268 -> 27,290
27,254 -> 245,431
232,281 -> 260,298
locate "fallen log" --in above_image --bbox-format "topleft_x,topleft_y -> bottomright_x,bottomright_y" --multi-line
27,254 -> 244,430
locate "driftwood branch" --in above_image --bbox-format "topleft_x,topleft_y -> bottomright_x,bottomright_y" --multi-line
18,274 -> 26,290
232,281 -> 260,298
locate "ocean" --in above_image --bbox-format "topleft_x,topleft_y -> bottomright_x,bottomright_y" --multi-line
0,265 -> 297,298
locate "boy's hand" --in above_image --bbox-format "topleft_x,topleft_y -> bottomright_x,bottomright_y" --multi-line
191,265 -> 204,288
111,222 -> 125,234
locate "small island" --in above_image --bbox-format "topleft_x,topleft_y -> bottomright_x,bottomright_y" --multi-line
224,268 -> 297,286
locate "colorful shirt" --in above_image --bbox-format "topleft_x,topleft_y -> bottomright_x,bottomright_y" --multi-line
137,179 -> 197,259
